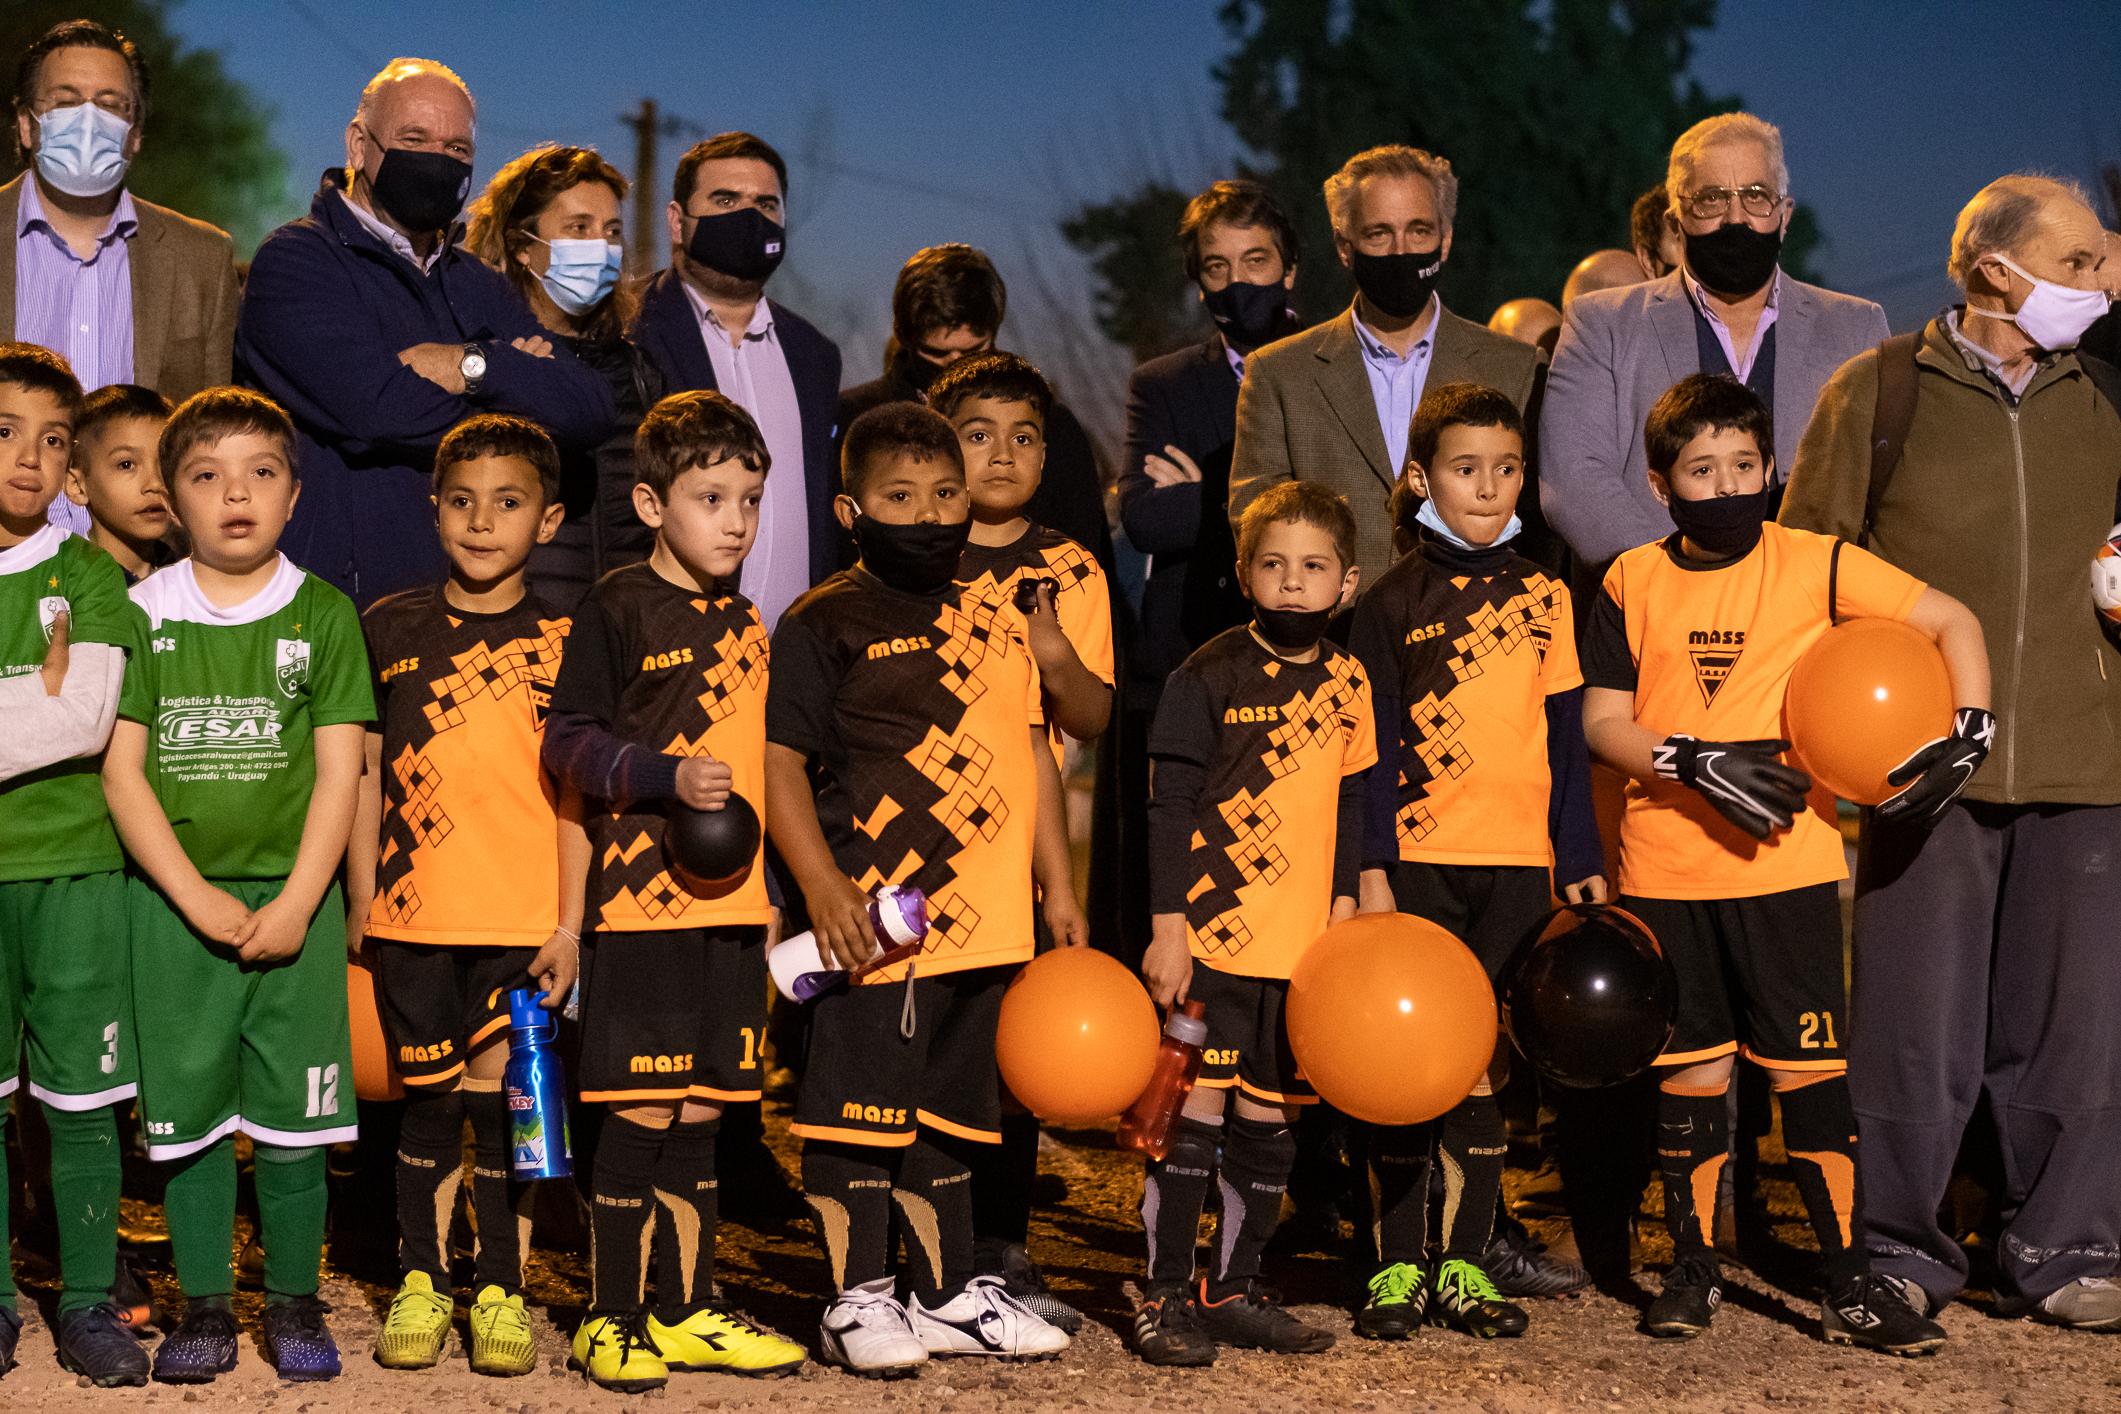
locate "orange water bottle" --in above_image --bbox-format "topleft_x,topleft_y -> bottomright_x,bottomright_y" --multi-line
1116,1000 -> 1209,1161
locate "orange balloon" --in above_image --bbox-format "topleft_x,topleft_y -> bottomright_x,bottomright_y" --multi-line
348,955 -> 403,1102
1287,914 -> 1495,1125
1785,618 -> 1953,805
997,948 -> 1160,1125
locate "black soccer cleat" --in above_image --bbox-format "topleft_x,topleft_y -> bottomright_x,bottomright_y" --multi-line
1644,1254 -> 1723,1339
980,1240 -> 1085,1336
56,1301 -> 150,1386
1484,1218 -> 1592,1298
0,1304 -> 21,1378
1127,1286 -> 1217,1367
151,1299 -> 241,1384
1822,1272 -> 1947,1356
261,1295 -> 343,1381
1195,1279 -> 1336,1354
1355,1262 -> 1428,1340
1430,1259 -> 1530,1338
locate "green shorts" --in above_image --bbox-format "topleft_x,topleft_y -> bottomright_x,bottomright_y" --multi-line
0,871 -> 135,1109
128,876 -> 356,1161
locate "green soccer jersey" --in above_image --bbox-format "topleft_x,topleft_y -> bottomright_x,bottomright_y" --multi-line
0,524 -> 140,883
120,555 -> 374,880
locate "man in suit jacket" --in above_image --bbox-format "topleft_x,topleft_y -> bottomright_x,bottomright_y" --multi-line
6,20 -> 239,532
631,131 -> 841,629
1540,112 -> 1889,570
1229,145 -> 1542,587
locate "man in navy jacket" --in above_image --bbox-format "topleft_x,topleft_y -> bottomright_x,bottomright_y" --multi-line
236,59 -> 614,605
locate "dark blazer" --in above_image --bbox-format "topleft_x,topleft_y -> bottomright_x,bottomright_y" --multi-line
631,267 -> 844,589
1116,336 -> 1243,693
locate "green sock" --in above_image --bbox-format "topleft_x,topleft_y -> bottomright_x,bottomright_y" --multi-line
165,1137 -> 238,1299
43,1104 -> 123,1315
252,1144 -> 327,1302
0,1108 -> 14,1311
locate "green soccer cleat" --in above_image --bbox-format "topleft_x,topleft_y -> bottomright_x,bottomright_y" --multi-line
572,1311 -> 668,1392
648,1305 -> 806,1376
468,1286 -> 538,1377
375,1271 -> 454,1369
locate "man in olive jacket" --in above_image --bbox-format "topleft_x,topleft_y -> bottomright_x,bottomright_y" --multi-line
1779,174 -> 2121,1330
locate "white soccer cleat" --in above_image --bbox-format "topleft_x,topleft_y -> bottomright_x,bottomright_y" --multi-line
910,1274 -> 1072,1359
819,1278 -> 929,1378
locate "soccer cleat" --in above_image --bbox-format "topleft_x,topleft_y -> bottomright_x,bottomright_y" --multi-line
1822,1272 -> 1948,1355
261,1296 -> 342,1381
375,1270 -> 454,1369
648,1304 -> 806,1377
56,1301 -> 151,1386
979,1240 -> 1086,1336
151,1299 -> 240,1383
571,1311 -> 668,1392
1644,1254 -> 1723,1339
467,1286 -> 538,1377
818,1279 -> 929,1378
2030,1276 -> 2121,1332
1484,1220 -> 1593,1298
1126,1285 -> 1217,1366
1430,1258 -> 1529,1338
910,1274 -> 1072,1359
1195,1278 -> 1336,1354
0,1304 -> 21,1377
112,1258 -> 157,1332
1356,1262 -> 1428,1340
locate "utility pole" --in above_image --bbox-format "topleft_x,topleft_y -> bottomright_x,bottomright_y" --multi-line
618,98 -> 684,273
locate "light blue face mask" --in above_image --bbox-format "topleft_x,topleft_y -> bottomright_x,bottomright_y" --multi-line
34,102 -> 132,199
536,237 -> 623,316
1415,494 -> 1520,550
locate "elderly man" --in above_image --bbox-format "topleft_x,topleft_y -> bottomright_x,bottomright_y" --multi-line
1489,297 -> 1561,352
1228,145 -> 1541,586
1560,250 -> 1645,311
1780,175 -> 2121,1331
236,58 -> 614,605
5,19 -> 239,533
1540,113 -> 1887,571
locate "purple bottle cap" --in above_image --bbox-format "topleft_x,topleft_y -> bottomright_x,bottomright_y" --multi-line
873,885 -> 929,946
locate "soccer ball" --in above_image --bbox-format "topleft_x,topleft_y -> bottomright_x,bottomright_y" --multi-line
2095,523 -> 2121,627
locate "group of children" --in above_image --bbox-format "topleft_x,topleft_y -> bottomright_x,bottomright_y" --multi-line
0,326 -> 1994,1391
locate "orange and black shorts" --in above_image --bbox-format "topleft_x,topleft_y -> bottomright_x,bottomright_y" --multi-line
577,925 -> 767,1105
790,964 -> 1009,1148
368,939 -> 540,1089
1190,959 -> 1316,1107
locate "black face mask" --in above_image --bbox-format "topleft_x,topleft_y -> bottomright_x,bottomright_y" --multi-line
1348,246 -> 1443,319
1683,222 -> 1782,297
1251,603 -> 1335,650
851,513 -> 970,596
1201,279 -> 1289,351
368,145 -> 472,233
1666,484 -> 1771,557
686,206 -> 786,284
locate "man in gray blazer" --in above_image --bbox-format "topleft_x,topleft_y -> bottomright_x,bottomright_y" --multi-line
1540,112 -> 1888,570
1229,144 -> 1541,586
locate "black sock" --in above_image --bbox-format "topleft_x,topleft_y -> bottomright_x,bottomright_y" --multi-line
1656,1082 -> 1727,1261
1776,1076 -> 1867,1287
589,1115 -> 662,1313
1438,1093 -> 1507,1261
895,1133 -> 977,1304
1209,1113 -> 1296,1295
651,1118 -> 719,1319
970,1110 -> 1041,1255
802,1141 -> 895,1292
395,1089 -> 465,1283
462,1088 -> 525,1293
1143,1116 -> 1219,1288
1368,1122 -> 1434,1267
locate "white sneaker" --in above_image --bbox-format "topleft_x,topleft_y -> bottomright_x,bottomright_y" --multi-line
819,1278 -> 929,1378
2034,1276 -> 2121,1331
909,1275 -> 1072,1359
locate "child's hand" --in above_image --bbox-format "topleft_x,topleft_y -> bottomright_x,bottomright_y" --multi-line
1043,888 -> 1090,948
1020,582 -> 1073,668
806,872 -> 877,971
1329,894 -> 1358,925
1142,919 -> 1193,1009
344,911 -> 365,959
38,610 -> 68,696
181,884 -> 254,948
529,929 -> 579,1008
674,755 -> 733,810
236,896 -> 308,963
1358,867 -> 1396,915
1562,874 -> 1610,905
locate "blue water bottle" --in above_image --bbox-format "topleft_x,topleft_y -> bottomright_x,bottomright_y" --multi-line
504,988 -> 572,1179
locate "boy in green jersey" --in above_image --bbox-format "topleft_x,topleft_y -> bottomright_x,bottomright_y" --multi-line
101,388 -> 374,1384
0,344 -> 149,1386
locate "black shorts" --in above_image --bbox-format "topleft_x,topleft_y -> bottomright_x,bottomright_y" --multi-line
791,965 -> 1010,1148
1190,961 -> 1315,1107
1619,884 -> 1847,1072
1387,861 -> 1553,984
578,926 -> 767,1104
368,940 -> 538,1088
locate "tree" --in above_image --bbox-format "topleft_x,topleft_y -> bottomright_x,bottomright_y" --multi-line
3,1 -> 288,257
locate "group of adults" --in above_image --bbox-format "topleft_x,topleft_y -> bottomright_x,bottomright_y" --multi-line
11,19 -> 2119,1328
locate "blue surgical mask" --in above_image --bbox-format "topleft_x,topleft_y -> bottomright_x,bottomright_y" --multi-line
34,102 -> 132,199
1415,495 -> 1520,550
535,237 -> 623,316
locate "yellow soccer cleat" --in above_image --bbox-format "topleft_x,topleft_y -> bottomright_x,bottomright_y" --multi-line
467,1286 -> 537,1377
375,1270 -> 453,1369
648,1305 -> 807,1377
571,1311 -> 668,1392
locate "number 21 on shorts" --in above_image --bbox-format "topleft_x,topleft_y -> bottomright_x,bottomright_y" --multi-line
305,1063 -> 341,1118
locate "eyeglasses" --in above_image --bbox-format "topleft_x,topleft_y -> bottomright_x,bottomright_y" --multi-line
1683,185 -> 1783,221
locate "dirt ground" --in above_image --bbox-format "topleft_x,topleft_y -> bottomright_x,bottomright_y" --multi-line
6,1102 -> 2115,1414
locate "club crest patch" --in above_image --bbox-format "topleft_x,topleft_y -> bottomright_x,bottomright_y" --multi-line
275,637 -> 310,698
38,595 -> 67,642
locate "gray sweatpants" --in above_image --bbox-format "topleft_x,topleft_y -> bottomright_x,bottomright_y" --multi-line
1850,800 -> 2121,1310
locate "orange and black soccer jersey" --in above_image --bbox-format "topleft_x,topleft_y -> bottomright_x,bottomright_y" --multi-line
1580,523 -> 1926,900
958,521 -> 1116,707
547,562 -> 773,931
361,585 -> 571,948
1147,626 -> 1376,980
768,568 -> 1043,982
1349,541 -> 1579,868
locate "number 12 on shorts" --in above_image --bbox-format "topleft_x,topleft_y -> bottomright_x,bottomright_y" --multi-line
305,1064 -> 341,1118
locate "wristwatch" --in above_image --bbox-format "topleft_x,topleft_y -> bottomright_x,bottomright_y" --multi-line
459,342 -> 488,398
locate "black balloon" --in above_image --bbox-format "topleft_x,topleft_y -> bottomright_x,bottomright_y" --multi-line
1503,903 -> 1677,1088
665,793 -> 761,890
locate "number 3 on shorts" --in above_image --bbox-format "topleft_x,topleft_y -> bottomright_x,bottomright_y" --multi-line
305,1063 -> 341,1118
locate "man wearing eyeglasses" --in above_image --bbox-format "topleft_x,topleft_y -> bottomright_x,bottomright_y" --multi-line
1539,112 -> 1888,572
2,19 -> 241,534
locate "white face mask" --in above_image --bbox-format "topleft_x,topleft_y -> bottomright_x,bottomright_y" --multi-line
1964,253 -> 2113,352
1414,493 -> 1520,550
33,102 -> 132,199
